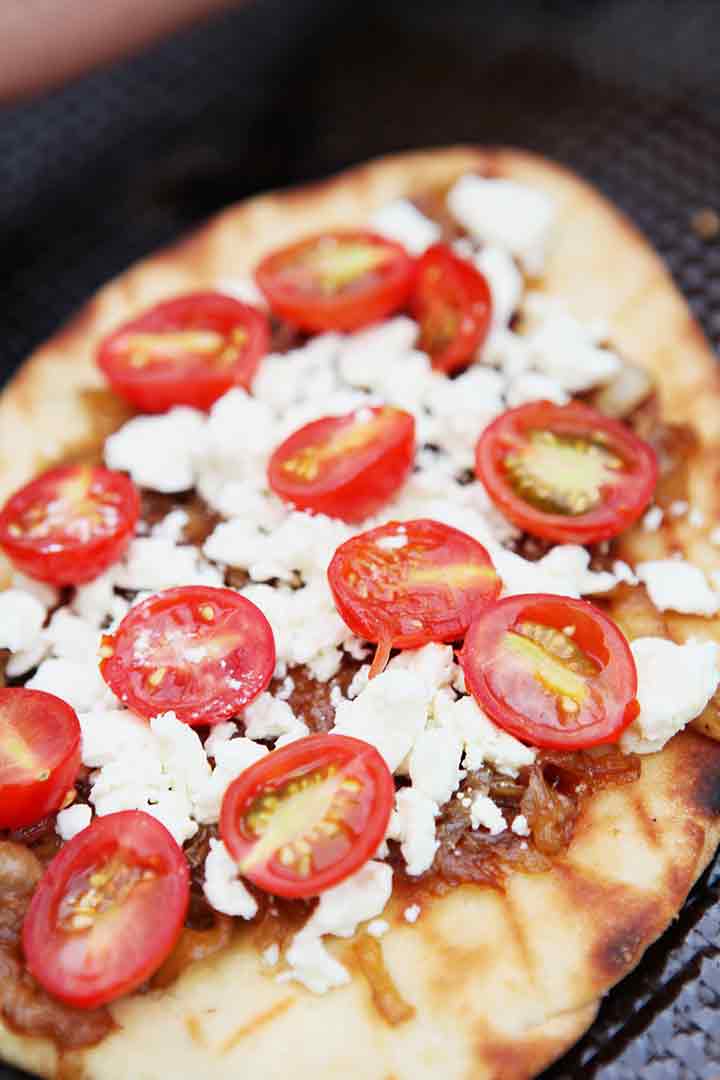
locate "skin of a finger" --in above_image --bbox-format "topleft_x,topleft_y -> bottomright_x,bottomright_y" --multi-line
0,0 -> 240,102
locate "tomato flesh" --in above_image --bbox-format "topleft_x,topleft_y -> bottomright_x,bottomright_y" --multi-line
410,243 -> 492,373
268,405 -> 415,522
23,810 -> 189,1008
221,734 -> 393,898
0,465 -> 140,586
327,518 -> 501,677
475,401 -> 658,544
97,292 -> 270,412
461,594 -> 639,749
100,586 -> 275,725
255,230 -> 416,332
0,689 -> 81,830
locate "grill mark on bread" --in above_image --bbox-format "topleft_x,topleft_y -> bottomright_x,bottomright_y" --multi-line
219,996 -> 296,1053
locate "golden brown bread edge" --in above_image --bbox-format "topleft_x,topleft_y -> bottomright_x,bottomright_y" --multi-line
1,147 -> 720,1080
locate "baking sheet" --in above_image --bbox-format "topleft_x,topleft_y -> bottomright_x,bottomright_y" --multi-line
1,0 -> 719,1074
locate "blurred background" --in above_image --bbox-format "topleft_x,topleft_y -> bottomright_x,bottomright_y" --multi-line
1,0 -> 720,1074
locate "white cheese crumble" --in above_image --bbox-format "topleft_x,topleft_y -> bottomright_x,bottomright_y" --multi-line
525,306 -> 620,392
55,803 -> 92,842
408,727 -> 462,806
511,814 -> 530,837
0,588 -> 46,653
404,904 -> 421,924
636,560 -> 720,616
332,669 -> 428,772
433,693 -> 535,777
470,793 -> 506,835
642,506 -> 664,532
447,175 -> 555,274
367,919 -> 390,938
243,693 -> 307,743
370,198 -> 441,254
261,944 -> 280,967
471,245 -> 523,329
105,407 -> 204,493
620,638 -> 719,754
202,838 -> 258,919
388,788 -> 438,876
492,544 -> 616,600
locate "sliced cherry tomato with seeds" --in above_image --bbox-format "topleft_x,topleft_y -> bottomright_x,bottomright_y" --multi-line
221,734 -> 393,898
328,519 -> 501,677
268,405 -> 415,522
100,586 -> 275,725
461,594 -> 639,750
23,810 -> 189,1008
255,230 -> 416,332
475,401 -> 658,544
0,689 -> 81,830
0,465 -> 140,586
97,292 -> 270,412
410,243 -> 492,373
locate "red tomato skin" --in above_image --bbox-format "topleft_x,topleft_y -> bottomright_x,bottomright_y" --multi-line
97,292 -> 270,413
100,586 -> 276,726
22,811 -> 189,1008
461,594 -> 639,750
268,407 -> 416,523
0,689 -> 81,830
411,244 -> 492,373
255,231 -> 416,332
327,518 -> 502,650
0,466 -> 140,586
475,400 -> 659,544
221,734 -> 394,898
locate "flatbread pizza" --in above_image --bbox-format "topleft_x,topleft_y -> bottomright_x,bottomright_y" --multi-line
1,146 -> 720,1080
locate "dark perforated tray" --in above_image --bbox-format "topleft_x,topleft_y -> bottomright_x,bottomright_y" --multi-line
1,0 -> 719,1075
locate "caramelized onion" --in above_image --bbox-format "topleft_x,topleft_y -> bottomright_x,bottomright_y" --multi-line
352,934 -> 415,1026
151,914 -> 234,989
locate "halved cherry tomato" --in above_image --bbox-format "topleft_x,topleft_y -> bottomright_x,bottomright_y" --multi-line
0,465 -> 140,586
23,810 -> 189,1008
328,519 -> 501,677
0,689 -> 81,830
461,594 -> 639,750
268,406 -> 415,523
410,243 -> 492,373
255,230 -> 415,332
475,401 -> 658,544
100,586 -> 275,726
97,292 -> 270,412
220,734 -> 393,898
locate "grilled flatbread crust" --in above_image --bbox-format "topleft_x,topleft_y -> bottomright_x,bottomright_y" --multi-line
2,147 -> 720,1080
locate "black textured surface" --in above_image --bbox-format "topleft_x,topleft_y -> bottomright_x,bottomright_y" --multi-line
1,0 -> 720,1075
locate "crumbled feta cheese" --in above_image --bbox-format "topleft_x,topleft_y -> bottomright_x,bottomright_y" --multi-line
193,736 -> 269,824
689,507 -> 705,528
636,560 -> 720,616
56,803 -> 92,842
710,526 -> 720,546
669,500 -> 689,518
404,904 -> 421,924
332,669 -> 428,772
216,276 -> 268,308
447,175 -> 555,273
526,308 -> 620,392
388,643 -> 457,698
278,936 -> 349,994
367,919 -> 390,938
11,572 -> 58,610
105,407 -> 204,492
204,721 -> 238,759
302,861 -> 393,939
612,560 -> 639,586
347,665 -> 370,699
73,570 -> 129,628
0,589 -> 46,652
203,838 -> 258,919
45,608 -> 101,660
621,638 -> 720,754
642,506 -> 663,532
470,793 -> 506,835
116,537 -> 222,592
409,727 -> 462,805
511,814 -> 530,837
27,657 -> 112,713
472,245 -> 523,329
389,788 -> 438,876
505,372 -> 569,408
151,508 -> 189,543
370,198 -> 441,254
434,693 -> 535,777
493,544 -> 616,599
243,693 -> 307,743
